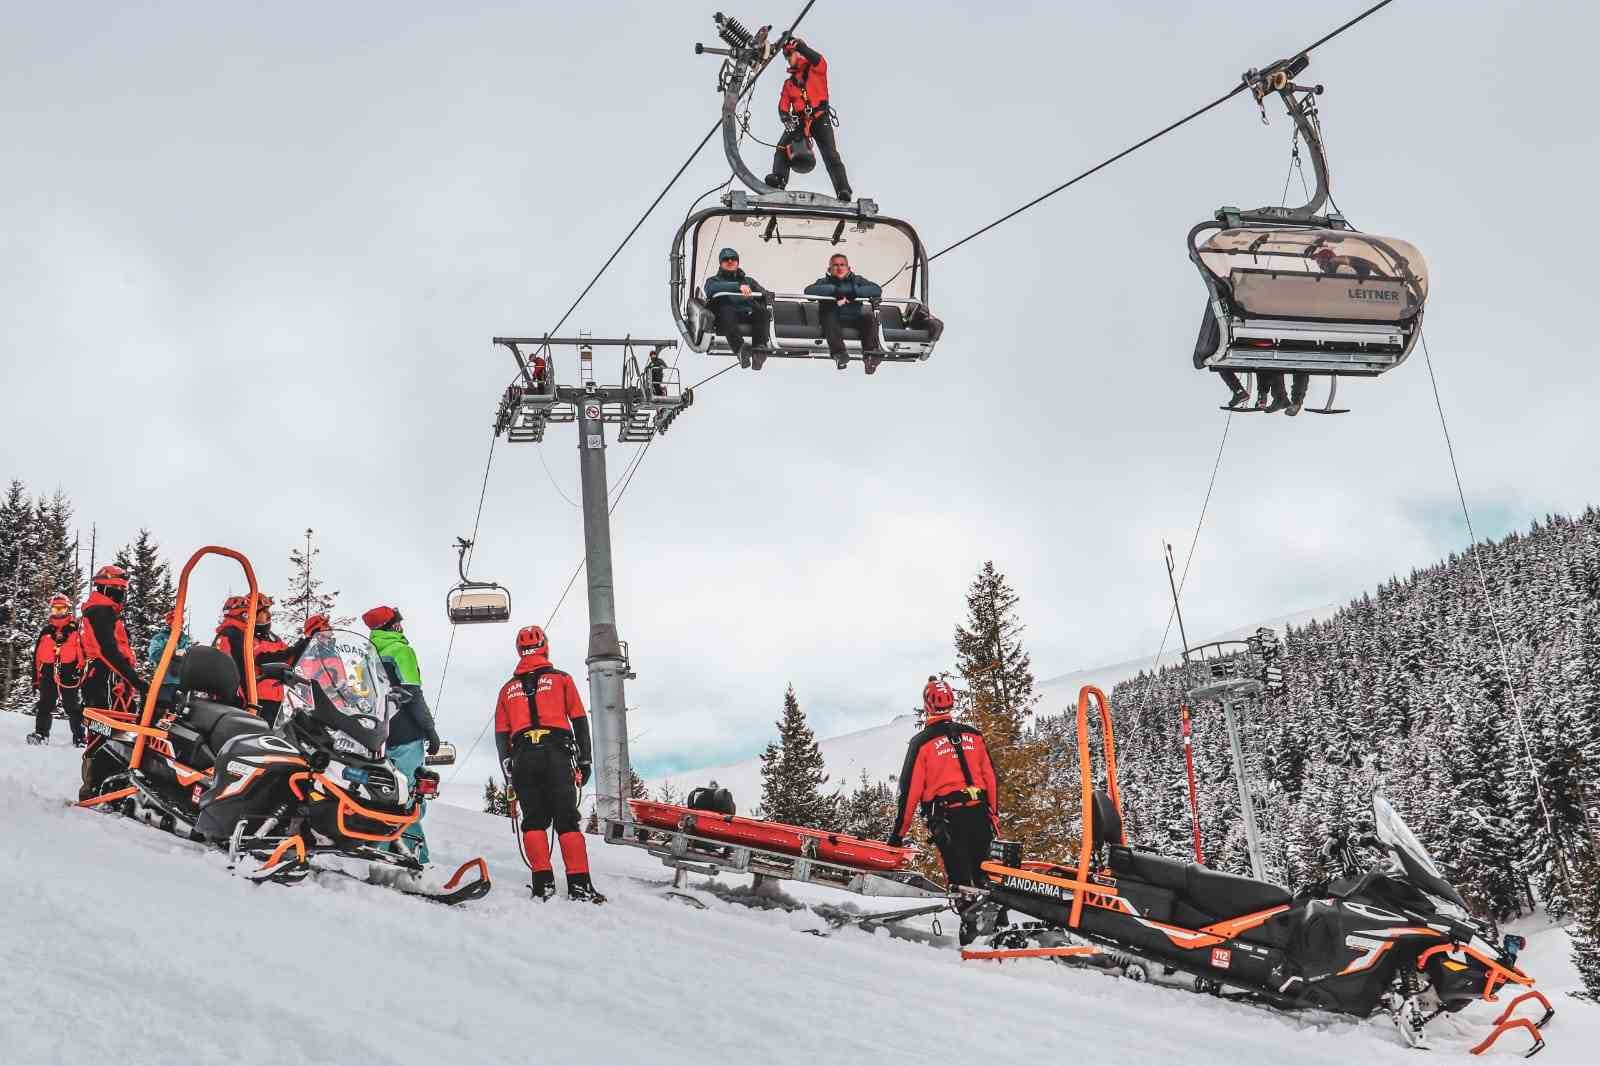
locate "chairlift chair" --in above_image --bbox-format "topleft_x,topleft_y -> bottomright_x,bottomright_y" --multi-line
671,194 -> 944,366
445,537 -> 510,625
1191,55 -> 1429,414
680,14 -> 944,368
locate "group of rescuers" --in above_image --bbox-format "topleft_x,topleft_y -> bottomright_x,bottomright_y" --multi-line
32,568 -> 996,910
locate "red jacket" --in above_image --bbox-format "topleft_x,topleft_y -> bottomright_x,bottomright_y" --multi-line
79,591 -> 143,690
891,713 -> 999,838
33,619 -> 84,687
777,46 -> 830,120
494,652 -> 587,737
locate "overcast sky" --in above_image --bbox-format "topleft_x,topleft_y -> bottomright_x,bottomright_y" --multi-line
4,1 -> 1596,786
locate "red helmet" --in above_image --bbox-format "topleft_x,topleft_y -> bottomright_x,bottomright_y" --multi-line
923,677 -> 955,717
362,605 -> 401,630
516,624 -> 549,656
254,594 -> 274,622
48,594 -> 72,617
92,564 -> 130,590
221,595 -> 251,623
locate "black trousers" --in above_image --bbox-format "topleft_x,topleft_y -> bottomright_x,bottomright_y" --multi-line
769,116 -> 851,199
712,301 -> 771,354
1257,370 -> 1310,405
818,302 -> 882,357
34,671 -> 83,740
511,740 -> 582,835
1219,370 -> 1247,397
930,804 -> 995,890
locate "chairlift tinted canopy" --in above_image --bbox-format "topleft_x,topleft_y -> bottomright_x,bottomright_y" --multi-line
446,584 -> 511,625
670,198 -> 943,364
1191,222 -> 1429,378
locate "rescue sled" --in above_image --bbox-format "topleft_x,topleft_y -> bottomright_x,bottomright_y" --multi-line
629,800 -> 913,871
605,799 -> 942,900
960,685 -> 1551,1056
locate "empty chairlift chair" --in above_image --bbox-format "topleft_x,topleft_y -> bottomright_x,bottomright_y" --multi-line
445,538 -> 510,625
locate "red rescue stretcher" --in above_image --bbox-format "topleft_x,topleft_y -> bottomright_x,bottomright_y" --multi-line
628,800 -> 915,872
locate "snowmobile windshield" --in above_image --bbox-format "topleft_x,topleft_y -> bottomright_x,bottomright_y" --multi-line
279,629 -> 394,760
1373,794 -> 1468,911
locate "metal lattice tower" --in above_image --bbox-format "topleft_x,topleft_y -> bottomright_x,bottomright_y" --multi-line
492,334 -> 696,822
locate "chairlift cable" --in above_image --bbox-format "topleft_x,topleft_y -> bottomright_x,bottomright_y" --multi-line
1416,329 -> 1571,886
537,443 -> 581,509
928,0 -> 1403,263
1146,411 -> 1235,674
431,418 -> 503,711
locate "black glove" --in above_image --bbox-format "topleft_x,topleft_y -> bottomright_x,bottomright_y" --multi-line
426,733 -> 442,756
576,760 -> 593,788
886,833 -> 905,849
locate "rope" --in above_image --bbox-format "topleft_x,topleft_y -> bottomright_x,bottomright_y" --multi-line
537,443 -> 580,509
1148,412 -> 1234,674
1418,332 -> 1570,884
928,0 -> 1403,262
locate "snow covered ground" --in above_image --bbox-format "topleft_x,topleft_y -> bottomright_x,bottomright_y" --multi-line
4,727 -> 1593,1065
655,606 -> 1336,807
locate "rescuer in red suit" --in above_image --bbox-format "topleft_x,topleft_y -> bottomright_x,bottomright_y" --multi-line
494,624 -> 605,903
888,677 -> 1000,890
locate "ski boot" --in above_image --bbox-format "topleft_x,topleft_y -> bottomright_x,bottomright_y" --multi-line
749,345 -> 770,372
26,732 -> 48,746
1285,400 -> 1304,417
863,349 -> 884,376
566,873 -> 607,904
833,352 -> 849,371
530,871 -> 558,902
1226,388 -> 1251,410
738,349 -> 752,370
1262,395 -> 1292,414
72,734 -> 87,748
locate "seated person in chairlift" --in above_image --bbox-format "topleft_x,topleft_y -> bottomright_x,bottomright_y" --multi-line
1256,368 -> 1309,416
1311,244 -> 1376,279
766,36 -> 851,202
702,247 -> 773,370
529,351 -> 549,393
645,349 -> 669,397
804,252 -> 886,373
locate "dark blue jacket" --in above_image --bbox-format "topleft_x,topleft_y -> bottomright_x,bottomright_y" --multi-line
704,268 -> 767,313
805,272 -> 882,320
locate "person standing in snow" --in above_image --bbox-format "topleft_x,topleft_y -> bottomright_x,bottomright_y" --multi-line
78,565 -> 147,715
494,624 -> 605,903
363,605 -> 441,864
214,595 -> 322,723
28,594 -> 85,746
888,677 -> 1000,891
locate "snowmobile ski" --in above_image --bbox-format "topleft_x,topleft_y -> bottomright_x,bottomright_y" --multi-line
354,857 -> 493,906
664,890 -> 709,910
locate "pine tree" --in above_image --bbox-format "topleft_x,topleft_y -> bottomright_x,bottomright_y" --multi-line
953,561 -> 1062,856
840,771 -> 896,840
758,684 -> 838,829
1569,843 -> 1600,1000
1,482 -> 43,708
656,782 -> 681,805
629,769 -> 649,799
114,529 -> 172,660
284,528 -> 347,631
482,777 -> 510,815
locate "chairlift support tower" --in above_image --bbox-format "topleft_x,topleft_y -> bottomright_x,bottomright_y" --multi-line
492,334 -> 695,822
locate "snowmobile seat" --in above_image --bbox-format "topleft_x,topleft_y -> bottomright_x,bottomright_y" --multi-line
184,698 -> 270,754
178,645 -> 242,705
1108,846 -> 1191,895
1182,864 -> 1291,918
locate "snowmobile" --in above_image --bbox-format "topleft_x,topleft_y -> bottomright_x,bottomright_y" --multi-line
960,685 -> 1553,1057
77,547 -> 489,905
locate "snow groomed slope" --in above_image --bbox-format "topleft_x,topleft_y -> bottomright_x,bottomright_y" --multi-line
2,728 -> 1591,1065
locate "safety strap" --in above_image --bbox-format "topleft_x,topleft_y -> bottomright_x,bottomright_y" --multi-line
943,722 -> 985,805
516,668 -> 572,753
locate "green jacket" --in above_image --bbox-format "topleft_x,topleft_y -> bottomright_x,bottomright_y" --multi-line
370,628 -> 422,685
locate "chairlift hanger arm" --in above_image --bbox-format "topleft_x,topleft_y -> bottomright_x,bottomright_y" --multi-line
493,337 -> 680,349
1240,56 -> 1330,222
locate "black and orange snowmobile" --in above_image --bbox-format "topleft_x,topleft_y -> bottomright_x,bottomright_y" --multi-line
960,685 -> 1553,1057
76,546 -> 490,905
